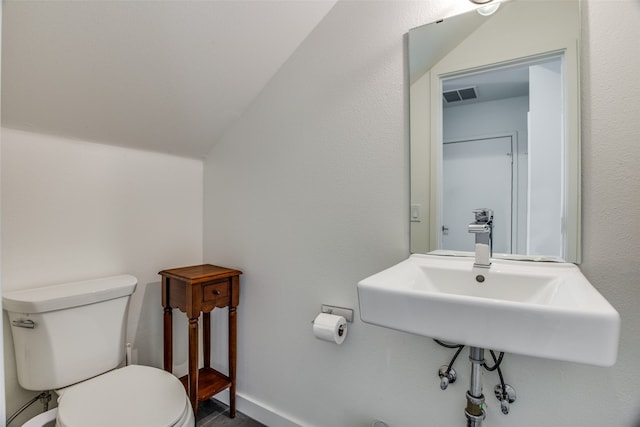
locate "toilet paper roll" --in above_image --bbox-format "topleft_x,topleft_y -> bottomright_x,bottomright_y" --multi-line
313,313 -> 347,344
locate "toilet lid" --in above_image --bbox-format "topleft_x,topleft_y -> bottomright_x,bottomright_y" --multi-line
57,365 -> 188,427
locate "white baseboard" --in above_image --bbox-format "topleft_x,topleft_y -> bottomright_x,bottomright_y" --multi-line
213,391 -> 305,427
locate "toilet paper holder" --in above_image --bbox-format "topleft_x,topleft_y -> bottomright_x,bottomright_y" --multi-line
317,304 -> 354,323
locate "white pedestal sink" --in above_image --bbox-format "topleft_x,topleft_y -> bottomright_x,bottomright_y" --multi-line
357,254 -> 620,366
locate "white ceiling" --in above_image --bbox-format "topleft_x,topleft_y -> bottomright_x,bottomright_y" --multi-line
1,0 -> 337,159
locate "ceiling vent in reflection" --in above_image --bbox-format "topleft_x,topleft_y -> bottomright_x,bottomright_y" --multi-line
443,87 -> 478,103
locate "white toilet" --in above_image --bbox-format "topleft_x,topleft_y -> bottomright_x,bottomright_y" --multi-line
3,275 -> 195,427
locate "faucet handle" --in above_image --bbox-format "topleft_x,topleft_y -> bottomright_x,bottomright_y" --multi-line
472,208 -> 493,223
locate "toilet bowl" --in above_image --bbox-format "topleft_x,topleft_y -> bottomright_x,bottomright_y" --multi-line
54,365 -> 194,427
21,366 -> 194,427
2,275 -> 195,427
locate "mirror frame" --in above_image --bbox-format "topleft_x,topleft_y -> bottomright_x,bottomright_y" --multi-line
409,0 -> 581,263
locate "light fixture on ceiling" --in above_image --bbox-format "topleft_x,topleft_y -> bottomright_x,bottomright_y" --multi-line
470,0 -> 501,16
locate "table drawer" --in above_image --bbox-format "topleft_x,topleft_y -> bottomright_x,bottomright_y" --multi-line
202,280 -> 230,306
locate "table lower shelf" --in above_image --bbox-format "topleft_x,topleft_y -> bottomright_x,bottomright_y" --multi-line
179,367 -> 232,403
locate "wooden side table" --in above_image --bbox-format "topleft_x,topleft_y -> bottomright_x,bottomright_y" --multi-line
159,264 -> 242,418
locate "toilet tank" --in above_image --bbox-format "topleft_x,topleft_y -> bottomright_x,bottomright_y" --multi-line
2,275 -> 137,391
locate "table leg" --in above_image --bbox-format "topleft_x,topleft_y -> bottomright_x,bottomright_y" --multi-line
203,312 -> 211,369
229,306 -> 237,418
188,316 -> 199,416
163,307 -> 173,372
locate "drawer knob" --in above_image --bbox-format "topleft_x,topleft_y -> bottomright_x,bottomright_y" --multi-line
214,290 -> 221,295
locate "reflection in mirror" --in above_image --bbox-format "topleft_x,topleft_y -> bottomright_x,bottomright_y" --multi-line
409,0 -> 581,262
442,54 -> 563,256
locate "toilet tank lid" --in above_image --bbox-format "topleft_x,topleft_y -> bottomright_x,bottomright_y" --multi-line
2,275 -> 137,314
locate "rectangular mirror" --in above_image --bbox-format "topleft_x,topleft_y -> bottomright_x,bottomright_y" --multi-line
409,0 -> 581,263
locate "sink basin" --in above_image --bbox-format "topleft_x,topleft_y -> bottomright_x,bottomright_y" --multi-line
357,254 -> 620,366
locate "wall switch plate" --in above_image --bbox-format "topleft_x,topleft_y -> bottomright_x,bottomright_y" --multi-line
411,204 -> 422,222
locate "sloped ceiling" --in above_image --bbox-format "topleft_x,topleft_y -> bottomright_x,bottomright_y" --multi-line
1,0 -> 337,159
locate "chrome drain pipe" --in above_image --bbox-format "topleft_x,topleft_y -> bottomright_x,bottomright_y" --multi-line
465,347 -> 486,427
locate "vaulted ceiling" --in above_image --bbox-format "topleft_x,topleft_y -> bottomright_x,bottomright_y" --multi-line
2,0 -> 337,158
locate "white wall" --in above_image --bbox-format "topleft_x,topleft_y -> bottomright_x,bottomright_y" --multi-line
1,128 -> 203,425
0,1 -> 6,424
528,60 -> 563,258
443,96 -> 529,140
204,1 -> 640,426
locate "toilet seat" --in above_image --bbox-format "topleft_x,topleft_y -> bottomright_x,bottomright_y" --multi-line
56,365 -> 192,427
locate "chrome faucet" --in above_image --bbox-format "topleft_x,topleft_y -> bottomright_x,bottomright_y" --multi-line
468,208 -> 493,268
